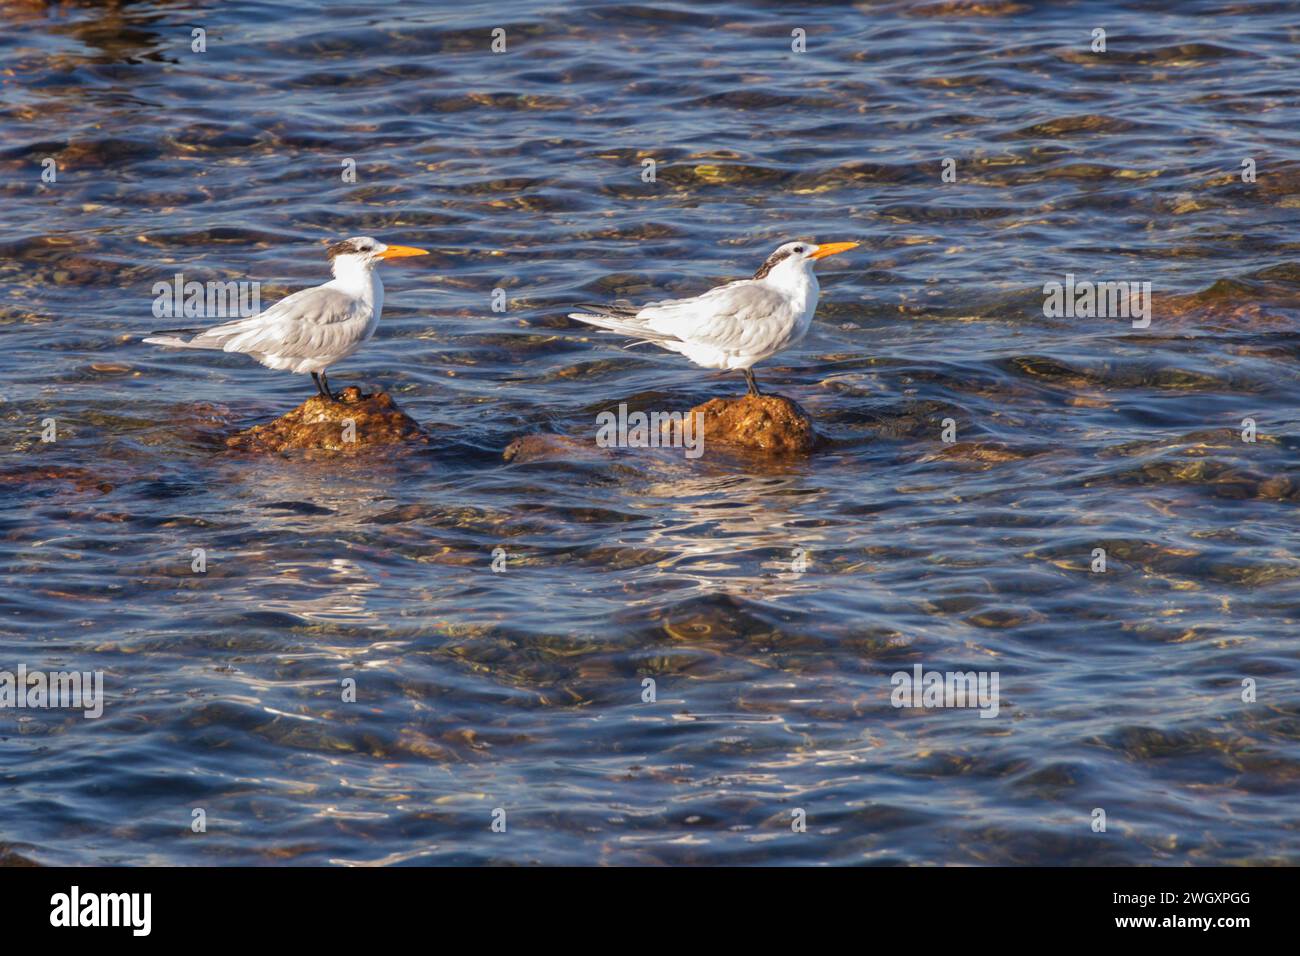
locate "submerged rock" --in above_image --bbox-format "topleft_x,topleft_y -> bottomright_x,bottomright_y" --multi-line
681,393 -> 821,455
0,465 -> 114,495
0,844 -> 39,867
225,387 -> 426,454
503,433 -> 613,464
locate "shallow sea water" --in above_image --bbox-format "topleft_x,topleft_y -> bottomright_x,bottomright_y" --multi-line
0,0 -> 1298,864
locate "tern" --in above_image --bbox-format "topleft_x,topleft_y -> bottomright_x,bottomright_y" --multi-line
143,236 -> 428,401
569,240 -> 858,397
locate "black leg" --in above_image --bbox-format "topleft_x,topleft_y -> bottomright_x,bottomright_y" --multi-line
320,371 -> 337,401
743,368 -> 762,397
311,372 -> 337,401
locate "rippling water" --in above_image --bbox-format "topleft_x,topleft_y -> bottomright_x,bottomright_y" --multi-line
1,0 -> 1298,865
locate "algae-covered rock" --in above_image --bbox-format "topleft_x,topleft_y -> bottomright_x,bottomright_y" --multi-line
504,394 -> 822,463
226,387 -> 425,453
679,393 -> 821,455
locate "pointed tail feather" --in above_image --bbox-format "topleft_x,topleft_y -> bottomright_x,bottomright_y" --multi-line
143,317 -> 253,350
573,301 -> 640,317
143,332 -> 230,350
568,307 -> 680,345
143,328 -> 208,348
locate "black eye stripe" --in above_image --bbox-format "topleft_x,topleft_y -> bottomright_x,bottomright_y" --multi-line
327,239 -> 378,258
327,240 -> 361,260
752,248 -> 795,280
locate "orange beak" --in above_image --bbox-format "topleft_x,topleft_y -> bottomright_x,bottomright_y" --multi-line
378,244 -> 429,260
809,241 -> 859,260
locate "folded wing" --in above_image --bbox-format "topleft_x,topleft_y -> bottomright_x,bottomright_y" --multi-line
144,285 -> 366,360
571,279 -> 790,354
637,280 -> 790,353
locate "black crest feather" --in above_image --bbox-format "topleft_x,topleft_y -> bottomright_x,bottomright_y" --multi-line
753,247 -> 795,280
327,239 -> 366,260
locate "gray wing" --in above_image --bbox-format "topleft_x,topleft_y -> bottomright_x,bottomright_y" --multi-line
145,285 -> 368,358
640,280 -> 792,352
219,285 -> 368,358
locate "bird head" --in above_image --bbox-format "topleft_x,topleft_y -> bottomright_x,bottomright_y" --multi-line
327,236 -> 429,277
753,240 -> 859,284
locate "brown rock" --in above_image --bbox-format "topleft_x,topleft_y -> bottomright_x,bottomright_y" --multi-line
1256,476 -> 1294,500
225,387 -> 426,454
503,433 -> 612,464
0,843 -> 39,867
0,466 -> 114,495
681,393 -> 821,455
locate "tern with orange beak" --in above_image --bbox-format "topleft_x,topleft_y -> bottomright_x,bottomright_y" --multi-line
569,240 -> 859,396
144,236 -> 428,401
